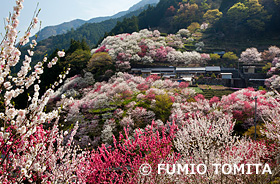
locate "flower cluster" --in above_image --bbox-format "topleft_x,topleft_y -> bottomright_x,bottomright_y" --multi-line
0,1 -> 84,183
174,112 -> 272,183
239,47 -> 262,64
92,29 -> 205,65
171,88 -> 277,129
52,72 -> 195,147
264,46 -> 280,89
2,1 -> 280,183
77,121 -> 181,183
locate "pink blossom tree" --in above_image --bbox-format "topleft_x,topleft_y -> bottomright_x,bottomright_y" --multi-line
265,56 -> 280,89
77,121 -> 180,184
93,29 -> 204,65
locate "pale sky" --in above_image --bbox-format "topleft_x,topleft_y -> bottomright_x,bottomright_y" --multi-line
0,0 -> 141,38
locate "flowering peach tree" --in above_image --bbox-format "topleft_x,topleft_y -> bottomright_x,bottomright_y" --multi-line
77,121 -> 181,183
1,1 -> 280,183
0,1 -> 85,183
52,72 -> 196,148
265,46 -> 280,89
92,29 -> 209,66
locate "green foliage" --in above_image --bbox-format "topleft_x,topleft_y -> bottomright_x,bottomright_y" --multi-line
187,22 -> 200,33
222,52 -> 238,61
203,9 -> 223,24
87,52 -> 113,72
226,0 -> 271,32
65,49 -> 91,75
200,0 -> 211,11
152,94 -> 173,122
122,96 -> 137,106
136,99 -> 151,109
271,177 -> 280,184
110,16 -> 139,35
87,52 -> 115,81
243,124 -> 265,140
210,53 -> 220,60
189,87 -> 203,93
22,6 -> 150,64
208,0 -> 280,42
258,86 -> 265,91
138,0 -> 180,30
246,19 -> 265,32
201,89 -> 235,99
107,0 -> 181,36
219,0 -> 239,12
89,107 -> 117,114
211,73 -> 216,78
67,39 -> 90,54
227,2 -> 249,21
262,62 -> 272,73
38,40 -> 91,98
174,3 -> 202,30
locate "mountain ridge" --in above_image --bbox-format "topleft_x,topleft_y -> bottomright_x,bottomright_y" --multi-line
24,4 -> 156,63
34,0 -> 159,42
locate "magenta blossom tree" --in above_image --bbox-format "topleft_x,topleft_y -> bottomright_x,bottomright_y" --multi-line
77,121 -> 181,184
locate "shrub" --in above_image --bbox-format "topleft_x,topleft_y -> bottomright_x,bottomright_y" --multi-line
187,22 -> 200,33
87,52 -> 113,73
153,94 -> 174,122
210,53 -> 221,60
222,51 -> 238,61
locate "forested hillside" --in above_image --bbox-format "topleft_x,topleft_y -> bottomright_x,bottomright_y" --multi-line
22,4 -> 154,62
25,0 -> 280,64
30,0 -> 159,42
104,0 -> 280,52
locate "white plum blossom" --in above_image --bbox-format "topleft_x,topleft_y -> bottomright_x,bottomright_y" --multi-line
101,125 -> 113,143
239,47 -> 262,64
183,51 -> 202,64
57,51 -> 65,57
0,1 -> 82,183
200,22 -> 209,30
268,46 -> 280,57
177,29 -> 190,37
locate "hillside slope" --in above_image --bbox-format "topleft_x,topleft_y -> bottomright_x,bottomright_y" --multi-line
105,0 -> 280,52
26,5 -> 154,62
33,0 -> 159,42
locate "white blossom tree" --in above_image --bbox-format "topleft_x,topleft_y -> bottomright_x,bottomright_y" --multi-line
239,47 -> 262,64
0,1 -> 85,183
174,112 -> 272,183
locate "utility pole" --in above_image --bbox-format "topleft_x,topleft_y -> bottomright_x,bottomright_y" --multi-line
238,59 -> 240,78
254,95 -> 257,141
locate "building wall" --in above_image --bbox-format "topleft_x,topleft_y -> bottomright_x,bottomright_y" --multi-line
196,78 -> 228,86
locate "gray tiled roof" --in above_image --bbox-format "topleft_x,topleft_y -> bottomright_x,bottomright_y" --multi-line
205,66 -> 221,72
176,67 -> 206,71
